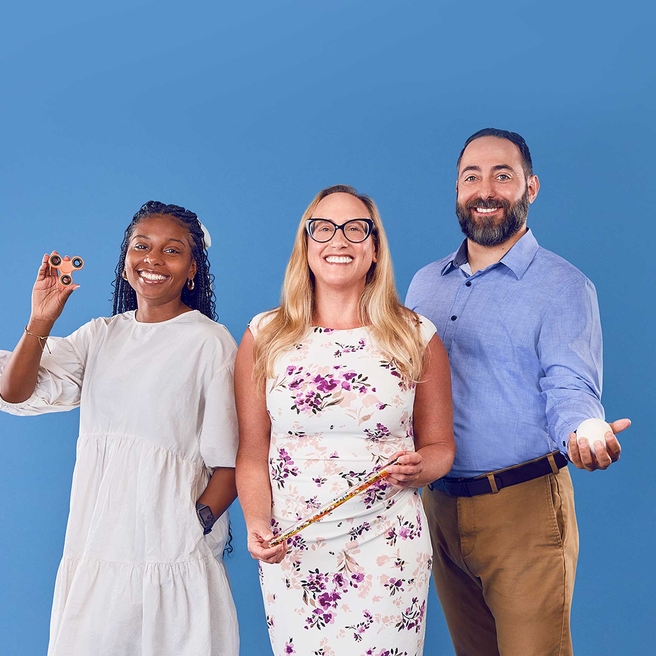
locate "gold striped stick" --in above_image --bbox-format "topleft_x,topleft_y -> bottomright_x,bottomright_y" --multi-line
269,456 -> 401,547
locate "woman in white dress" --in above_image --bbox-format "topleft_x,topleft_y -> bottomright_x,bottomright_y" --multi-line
235,185 -> 455,655
0,201 -> 239,655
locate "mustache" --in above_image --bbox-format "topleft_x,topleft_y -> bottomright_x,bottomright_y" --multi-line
465,198 -> 511,211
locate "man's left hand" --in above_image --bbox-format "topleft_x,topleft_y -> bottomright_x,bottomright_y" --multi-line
567,418 -> 631,471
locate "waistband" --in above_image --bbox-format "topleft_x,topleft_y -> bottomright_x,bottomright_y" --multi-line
428,451 -> 568,497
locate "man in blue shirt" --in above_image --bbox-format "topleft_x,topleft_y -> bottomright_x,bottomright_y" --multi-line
406,128 -> 630,656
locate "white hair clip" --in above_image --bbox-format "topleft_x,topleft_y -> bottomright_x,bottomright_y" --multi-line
199,221 -> 212,249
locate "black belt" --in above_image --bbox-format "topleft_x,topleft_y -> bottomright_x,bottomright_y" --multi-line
428,451 -> 568,497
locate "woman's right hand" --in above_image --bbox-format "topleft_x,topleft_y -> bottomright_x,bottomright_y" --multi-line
30,252 -> 79,327
246,520 -> 287,564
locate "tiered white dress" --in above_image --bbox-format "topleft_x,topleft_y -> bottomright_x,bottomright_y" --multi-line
252,313 -> 436,656
0,310 -> 239,656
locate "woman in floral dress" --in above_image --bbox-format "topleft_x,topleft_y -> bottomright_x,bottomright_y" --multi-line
235,185 -> 454,655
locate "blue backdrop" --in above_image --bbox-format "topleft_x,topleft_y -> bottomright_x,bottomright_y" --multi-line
1,1 -> 654,654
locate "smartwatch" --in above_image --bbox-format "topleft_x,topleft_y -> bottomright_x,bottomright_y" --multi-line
196,502 -> 218,535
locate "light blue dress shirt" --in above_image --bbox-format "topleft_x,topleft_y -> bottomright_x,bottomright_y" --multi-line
406,229 -> 604,478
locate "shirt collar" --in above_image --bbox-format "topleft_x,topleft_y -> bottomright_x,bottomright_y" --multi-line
441,228 -> 540,279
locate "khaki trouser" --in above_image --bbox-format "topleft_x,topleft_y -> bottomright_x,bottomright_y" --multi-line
423,466 -> 578,656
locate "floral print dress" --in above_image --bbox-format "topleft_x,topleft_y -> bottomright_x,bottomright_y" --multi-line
250,313 -> 437,656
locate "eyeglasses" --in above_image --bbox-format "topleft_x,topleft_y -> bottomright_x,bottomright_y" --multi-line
306,218 -> 375,243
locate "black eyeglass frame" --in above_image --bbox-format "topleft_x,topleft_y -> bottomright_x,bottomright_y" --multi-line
305,218 -> 376,244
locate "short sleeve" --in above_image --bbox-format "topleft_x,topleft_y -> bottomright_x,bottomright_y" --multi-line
199,364 -> 239,468
248,310 -> 277,338
0,321 -> 94,416
417,315 -> 437,348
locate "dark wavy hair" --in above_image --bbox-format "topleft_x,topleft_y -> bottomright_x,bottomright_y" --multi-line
111,201 -> 217,320
457,127 -> 534,177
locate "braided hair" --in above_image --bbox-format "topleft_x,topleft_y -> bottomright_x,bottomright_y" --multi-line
112,201 -> 217,320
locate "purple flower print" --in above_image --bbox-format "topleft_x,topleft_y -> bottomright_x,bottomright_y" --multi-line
314,374 -> 340,393
318,591 -> 341,609
340,469 -> 368,487
282,365 -> 372,414
363,422 -> 391,442
395,597 -> 426,633
288,376 -> 306,391
270,447 -> 299,490
299,559 -> 365,632
284,638 -> 295,654
361,479 -> 390,509
288,534 -> 308,551
379,359 -> 415,391
385,577 -> 405,596
385,514 -> 420,546
332,572 -> 348,591
304,607 -> 335,630
333,339 -> 366,357
305,496 -> 321,511
322,611 -> 335,625
348,522 -> 371,540
301,569 -> 329,595
346,609 -> 373,642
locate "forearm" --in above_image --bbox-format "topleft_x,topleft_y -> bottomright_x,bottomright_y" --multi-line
0,319 -> 55,403
415,440 -> 456,486
235,453 -> 273,530
197,467 -> 237,519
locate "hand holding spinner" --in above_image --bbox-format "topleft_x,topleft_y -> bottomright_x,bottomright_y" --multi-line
269,456 -> 400,547
49,254 -> 84,286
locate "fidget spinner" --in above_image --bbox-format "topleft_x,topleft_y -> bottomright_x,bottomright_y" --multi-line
49,254 -> 84,286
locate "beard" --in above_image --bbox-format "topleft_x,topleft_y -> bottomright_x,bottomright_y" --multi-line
456,188 -> 530,247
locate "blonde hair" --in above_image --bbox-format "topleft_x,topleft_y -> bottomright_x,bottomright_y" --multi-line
252,185 -> 425,388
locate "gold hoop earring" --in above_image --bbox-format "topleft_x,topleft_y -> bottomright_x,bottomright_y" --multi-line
187,278 -> 195,291
122,270 -> 128,280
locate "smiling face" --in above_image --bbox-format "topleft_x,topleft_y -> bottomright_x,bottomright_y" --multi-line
123,214 -> 197,310
456,136 -> 539,246
306,192 -> 377,294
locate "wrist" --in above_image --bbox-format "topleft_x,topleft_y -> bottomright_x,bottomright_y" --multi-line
26,318 -> 55,335
195,502 -> 218,535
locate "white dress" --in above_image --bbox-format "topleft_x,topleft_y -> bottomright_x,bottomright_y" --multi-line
0,310 -> 239,656
252,313 -> 436,656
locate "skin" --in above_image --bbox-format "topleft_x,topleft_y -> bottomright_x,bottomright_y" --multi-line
0,214 -> 235,519
235,192 -> 455,564
456,136 -> 540,273
123,214 -> 198,323
307,193 -> 378,329
456,136 -> 630,469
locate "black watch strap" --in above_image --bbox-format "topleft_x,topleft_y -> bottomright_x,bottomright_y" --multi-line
196,502 -> 217,535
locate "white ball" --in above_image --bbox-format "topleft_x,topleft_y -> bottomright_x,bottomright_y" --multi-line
576,418 -> 612,452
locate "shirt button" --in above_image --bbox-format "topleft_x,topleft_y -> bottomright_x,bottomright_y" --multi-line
465,281 -> 472,287
450,315 -> 457,321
